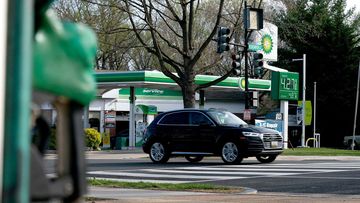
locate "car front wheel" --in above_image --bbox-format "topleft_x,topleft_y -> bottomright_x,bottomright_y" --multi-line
185,155 -> 204,163
149,142 -> 170,163
256,155 -> 277,163
221,141 -> 243,164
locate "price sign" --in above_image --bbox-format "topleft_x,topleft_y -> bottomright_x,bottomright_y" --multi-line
271,72 -> 299,100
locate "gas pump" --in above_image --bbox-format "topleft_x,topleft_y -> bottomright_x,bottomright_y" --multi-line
134,105 -> 157,147
2,0 -> 98,202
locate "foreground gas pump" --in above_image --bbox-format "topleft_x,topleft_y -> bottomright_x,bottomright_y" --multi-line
31,1 -> 97,202
2,0 -> 98,202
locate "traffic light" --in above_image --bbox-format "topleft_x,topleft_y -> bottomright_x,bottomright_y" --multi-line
231,53 -> 241,76
217,27 -> 230,53
253,52 -> 263,78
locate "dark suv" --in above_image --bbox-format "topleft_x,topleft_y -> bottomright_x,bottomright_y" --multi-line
142,109 -> 283,164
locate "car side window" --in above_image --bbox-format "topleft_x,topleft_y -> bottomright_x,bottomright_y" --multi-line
159,112 -> 189,125
190,112 -> 213,125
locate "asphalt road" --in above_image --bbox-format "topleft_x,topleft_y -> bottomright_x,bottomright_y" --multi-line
83,155 -> 360,195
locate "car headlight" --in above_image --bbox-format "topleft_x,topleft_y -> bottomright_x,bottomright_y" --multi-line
242,132 -> 263,138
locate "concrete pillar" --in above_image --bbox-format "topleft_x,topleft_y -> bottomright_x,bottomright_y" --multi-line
83,106 -> 89,128
280,100 -> 289,149
199,90 -> 205,109
100,101 -> 105,134
129,87 -> 136,149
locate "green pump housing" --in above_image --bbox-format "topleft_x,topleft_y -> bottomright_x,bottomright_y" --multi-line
33,7 -> 97,105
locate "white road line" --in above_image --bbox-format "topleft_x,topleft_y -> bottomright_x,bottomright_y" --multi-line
273,176 -> 360,180
87,171 -> 246,180
221,165 -> 360,169
173,167 -> 343,172
142,169 -> 299,176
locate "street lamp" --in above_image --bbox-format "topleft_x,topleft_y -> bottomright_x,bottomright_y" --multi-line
292,54 -> 306,147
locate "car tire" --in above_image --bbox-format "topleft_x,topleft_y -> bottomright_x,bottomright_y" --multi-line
149,142 -> 170,163
220,141 -> 243,164
256,155 -> 277,163
185,155 -> 204,163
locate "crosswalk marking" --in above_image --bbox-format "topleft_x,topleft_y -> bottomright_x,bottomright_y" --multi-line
222,164 -> 360,169
87,162 -> 360,184
142,169 -> 300,176
173,166 -> 343,172
88,171 -> 247,180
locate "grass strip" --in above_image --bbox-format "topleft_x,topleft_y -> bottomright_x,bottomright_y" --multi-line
283,147 -> 360,156
88,178 -> 244,193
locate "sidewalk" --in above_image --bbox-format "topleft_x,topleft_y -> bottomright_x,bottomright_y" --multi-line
87,187 -> 360,203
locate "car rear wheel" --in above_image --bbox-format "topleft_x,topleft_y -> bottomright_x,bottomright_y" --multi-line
221,141 -> 243,164
256,155 -> 277,163
149,142 -> 170,163
185,155 -> 204,163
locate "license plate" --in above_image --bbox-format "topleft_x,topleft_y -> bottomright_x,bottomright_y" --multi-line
271,141 -> 278,148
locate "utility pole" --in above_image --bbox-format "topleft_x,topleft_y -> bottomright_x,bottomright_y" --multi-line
302,54 -> 306,147
352,62 -> 360,150
244,0 -> 249,110
313,81 -> 317,148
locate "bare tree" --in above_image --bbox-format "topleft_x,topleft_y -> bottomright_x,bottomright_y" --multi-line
120,0 -> 250,107
55,0 -> 266,107
53,0 -> 138,70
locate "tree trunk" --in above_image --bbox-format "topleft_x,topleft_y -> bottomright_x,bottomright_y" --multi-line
182,82 -> 196,108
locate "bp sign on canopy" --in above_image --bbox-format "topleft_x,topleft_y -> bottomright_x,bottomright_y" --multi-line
118,88 -> 182,100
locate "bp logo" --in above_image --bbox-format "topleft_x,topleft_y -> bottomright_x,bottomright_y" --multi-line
261,34 -> 273,54
239,78 -> 246,90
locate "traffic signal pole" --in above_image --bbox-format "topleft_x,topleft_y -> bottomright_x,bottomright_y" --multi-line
244,2 -> 249,110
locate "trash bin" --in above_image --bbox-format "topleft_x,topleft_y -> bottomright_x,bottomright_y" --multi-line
120,137 -> 128,148
115,137 -> 122,150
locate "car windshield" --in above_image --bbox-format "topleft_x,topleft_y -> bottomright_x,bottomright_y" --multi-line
207,110 -> 247,126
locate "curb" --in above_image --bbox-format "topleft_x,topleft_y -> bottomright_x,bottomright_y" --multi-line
87,186 -> 258,200
239,187 -> 258,195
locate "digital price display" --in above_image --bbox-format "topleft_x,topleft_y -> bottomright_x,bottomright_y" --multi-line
271,72 -> 299,100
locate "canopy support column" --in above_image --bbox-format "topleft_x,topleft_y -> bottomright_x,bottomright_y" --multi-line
83,106 -> 89,128
129,87 -> 136,149
280,100 -> 289,149
199,90 -> 205,109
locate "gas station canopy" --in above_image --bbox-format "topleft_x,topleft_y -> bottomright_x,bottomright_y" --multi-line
95,70 -> 271,93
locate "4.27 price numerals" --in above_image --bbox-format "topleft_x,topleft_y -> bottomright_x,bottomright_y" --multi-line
280,77 -> 298,91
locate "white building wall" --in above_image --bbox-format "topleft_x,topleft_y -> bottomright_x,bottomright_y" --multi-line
89,98 -> 244,114
95,88 -> 245,113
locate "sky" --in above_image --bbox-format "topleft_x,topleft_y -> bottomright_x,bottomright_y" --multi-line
347,0 -> 360,12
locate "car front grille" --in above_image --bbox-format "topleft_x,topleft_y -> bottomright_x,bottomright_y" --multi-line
262,133 -> 283,149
